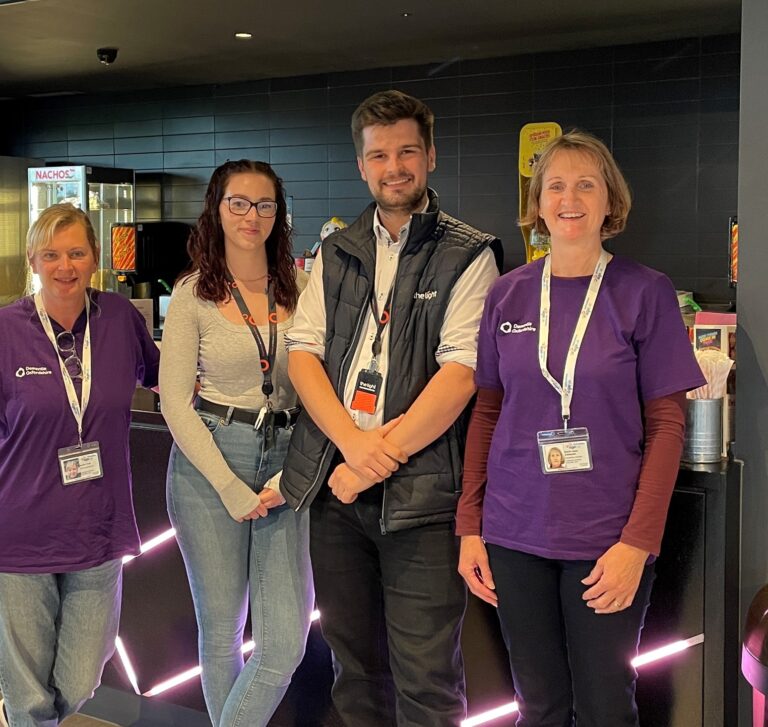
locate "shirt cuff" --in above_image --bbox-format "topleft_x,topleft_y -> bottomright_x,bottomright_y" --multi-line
436,347 -> 477,370
264,471 -> 282,493
285,339 -> 326,359
219,478 -> 262,521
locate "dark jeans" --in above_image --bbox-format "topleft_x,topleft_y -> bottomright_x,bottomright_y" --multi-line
310,485 -> 467,727
487,544 -> 655,727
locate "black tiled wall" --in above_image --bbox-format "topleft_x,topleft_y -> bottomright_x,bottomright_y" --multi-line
2,34 -> 739,301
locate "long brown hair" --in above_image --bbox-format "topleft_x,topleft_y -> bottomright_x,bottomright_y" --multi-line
185,160 -> 299,311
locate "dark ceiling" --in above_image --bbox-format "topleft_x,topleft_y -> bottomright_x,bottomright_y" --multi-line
0,0 -> 741,98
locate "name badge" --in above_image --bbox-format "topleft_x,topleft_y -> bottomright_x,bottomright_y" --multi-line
350,368 -> 383,414
58,441 -> 104,485
536,427 -> 593,474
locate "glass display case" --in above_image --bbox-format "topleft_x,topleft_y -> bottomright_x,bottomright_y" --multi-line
28,164 -> 135,291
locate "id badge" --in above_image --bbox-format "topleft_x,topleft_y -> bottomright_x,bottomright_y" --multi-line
350,368 -> 383,414
58,441 -> 104,485
536,427 -> 593,474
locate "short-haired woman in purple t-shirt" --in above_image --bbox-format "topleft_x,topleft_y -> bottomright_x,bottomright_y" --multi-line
457,130 -> 706,726
0,204 -> 160,725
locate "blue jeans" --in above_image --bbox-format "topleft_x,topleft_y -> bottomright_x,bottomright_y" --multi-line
0,559 -> 122,727
167,413 -> 314,727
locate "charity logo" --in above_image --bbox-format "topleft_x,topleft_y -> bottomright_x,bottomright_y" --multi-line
499,321 -> 537,334
16,365 -> 53,377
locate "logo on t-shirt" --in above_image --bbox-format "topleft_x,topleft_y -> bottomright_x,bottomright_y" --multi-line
15,366 -> 53,378
499,321 -> 536,335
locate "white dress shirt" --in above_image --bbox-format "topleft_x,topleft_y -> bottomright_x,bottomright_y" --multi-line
286,208 -> 499,432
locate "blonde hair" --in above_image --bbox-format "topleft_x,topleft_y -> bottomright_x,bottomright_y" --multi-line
27,203 -> 98,260
519,130 -> 632,240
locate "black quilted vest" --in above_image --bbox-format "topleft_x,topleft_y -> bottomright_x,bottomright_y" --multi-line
281,191 -> 502,532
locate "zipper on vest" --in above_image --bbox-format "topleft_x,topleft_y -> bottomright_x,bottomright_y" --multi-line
294,440 -> 333,512
379,476 -> 388,533
378,259 -> 400,537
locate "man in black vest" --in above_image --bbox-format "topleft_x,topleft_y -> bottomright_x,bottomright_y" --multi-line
283,90 -> 501,726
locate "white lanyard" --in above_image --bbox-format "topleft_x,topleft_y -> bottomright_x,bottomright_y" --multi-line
538,249 -> 611,427
34,292 -> 92,446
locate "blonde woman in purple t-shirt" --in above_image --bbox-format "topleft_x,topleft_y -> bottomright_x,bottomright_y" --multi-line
457,131 -> 705,726
0,204 -> 160,726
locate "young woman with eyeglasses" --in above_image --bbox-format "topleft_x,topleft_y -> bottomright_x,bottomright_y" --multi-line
160,160 -> 314,727
0,203 -> 160,725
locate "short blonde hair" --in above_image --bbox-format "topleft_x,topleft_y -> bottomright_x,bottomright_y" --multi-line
520,130 -> 632,241
27,203 -> 98,260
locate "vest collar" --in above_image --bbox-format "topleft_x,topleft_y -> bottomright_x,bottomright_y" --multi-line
332,188 -> 442,276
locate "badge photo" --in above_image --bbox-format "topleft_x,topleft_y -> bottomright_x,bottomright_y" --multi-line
58,441 -> 104,485
537,427 -> 593,474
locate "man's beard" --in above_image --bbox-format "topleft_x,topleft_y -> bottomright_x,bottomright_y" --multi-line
373,181 -> 427,216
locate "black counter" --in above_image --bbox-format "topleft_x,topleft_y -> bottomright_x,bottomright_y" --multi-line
86,409 -> 742,726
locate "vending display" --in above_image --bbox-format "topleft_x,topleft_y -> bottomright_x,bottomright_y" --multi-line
28,164 -> 135,291
518,122 -> 562,263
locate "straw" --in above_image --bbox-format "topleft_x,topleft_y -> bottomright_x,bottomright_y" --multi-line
688,349 -> 734,399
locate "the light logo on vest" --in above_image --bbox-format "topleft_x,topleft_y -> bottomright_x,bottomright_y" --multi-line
413,290 -> 438,301
15,365 -> 53,378
499,321 -> 536,335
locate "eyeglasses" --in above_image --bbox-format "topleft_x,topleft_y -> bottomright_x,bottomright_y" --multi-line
223,197 -> 278,218
56,331 -> 83,380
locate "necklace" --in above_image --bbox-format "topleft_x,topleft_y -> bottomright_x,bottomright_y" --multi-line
234,272 -> 269,283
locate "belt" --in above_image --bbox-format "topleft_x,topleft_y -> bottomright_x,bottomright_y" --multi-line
196,398 -> 301,428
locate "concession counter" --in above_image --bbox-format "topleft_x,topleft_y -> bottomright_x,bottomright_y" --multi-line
81,394 -> 742,726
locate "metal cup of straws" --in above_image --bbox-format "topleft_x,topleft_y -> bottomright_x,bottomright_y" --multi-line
683,348 -> 734,463
682,398 -> 723,463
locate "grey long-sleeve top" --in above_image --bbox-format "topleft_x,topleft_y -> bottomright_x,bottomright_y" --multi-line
159,270 -> 308,520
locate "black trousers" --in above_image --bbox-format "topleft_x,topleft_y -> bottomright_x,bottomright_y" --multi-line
487,544 -> 655,727
310,485 -> 467,727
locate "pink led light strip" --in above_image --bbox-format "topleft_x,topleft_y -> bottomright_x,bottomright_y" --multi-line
114,529 -> 179,691
142,610 -> 321,697
462,702 -> 520,727
122,528 -> 177,564
631,632 -> 704,667
114,636 -> 141,695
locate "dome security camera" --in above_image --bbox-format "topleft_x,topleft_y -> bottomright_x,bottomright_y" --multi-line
97,47 -> 118,65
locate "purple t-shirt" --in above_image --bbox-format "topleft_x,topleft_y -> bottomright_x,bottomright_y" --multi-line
476,255 -> 706,560
0,291 -> 159,573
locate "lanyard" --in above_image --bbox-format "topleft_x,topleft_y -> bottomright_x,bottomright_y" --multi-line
225,272 -> 277,399
34,291 -> 92,447
368,286 -> 394,369
538,249 -> 611,428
